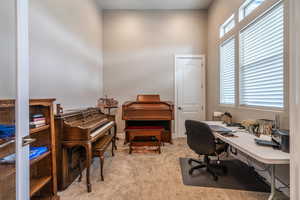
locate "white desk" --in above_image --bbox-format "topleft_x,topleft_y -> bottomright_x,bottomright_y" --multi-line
205,121 -> 290,200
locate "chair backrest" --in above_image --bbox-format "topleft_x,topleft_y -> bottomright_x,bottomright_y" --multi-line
185,120 -> 216,155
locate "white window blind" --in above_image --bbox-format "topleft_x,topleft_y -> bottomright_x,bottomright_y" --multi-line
240,3 -> 284,108
220,38 -> 235,104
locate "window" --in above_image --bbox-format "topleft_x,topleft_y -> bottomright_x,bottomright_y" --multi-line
239,0 -> 265,21
220,38 -> 235,105
239,3 -> 284,108
220,15 -> 235,38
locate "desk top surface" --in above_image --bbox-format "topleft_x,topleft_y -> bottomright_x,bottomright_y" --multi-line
205,121 -> 290,165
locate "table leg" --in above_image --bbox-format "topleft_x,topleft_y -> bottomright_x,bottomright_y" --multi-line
268,164 -> 276,200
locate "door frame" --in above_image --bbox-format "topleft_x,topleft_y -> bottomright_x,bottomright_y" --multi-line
174,54 -> 206,138
15,0 -> 30,199
289,0 -> 300,199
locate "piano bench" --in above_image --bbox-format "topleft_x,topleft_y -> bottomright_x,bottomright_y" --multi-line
93,134 -> 115,181
127,129 -> 162,154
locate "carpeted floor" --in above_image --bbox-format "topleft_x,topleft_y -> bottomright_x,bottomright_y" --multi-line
59,137 -> 284,200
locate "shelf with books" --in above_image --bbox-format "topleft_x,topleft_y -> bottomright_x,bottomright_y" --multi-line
30,125 -> 50,135
0,99 -> 58,200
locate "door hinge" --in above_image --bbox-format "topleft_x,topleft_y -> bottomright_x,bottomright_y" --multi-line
22,136 -> 36,147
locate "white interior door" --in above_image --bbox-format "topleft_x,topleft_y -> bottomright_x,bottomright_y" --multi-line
175,55 -> 206,138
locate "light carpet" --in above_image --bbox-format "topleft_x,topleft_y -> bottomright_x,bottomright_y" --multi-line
59,137 -> 285,200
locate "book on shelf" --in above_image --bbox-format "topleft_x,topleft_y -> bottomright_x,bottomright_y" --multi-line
30,114 -> 46,129
30,124 -> 46,129
31,114 -> 44,119
32,117 -> 46,122
30,120 -> 46,125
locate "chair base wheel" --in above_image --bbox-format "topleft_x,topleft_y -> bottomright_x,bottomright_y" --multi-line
222,166 -> 228,175
213,175 -> 218,181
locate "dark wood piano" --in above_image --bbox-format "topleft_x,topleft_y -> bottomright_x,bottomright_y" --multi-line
122,95 -> 174,144
55,107 -> 116,192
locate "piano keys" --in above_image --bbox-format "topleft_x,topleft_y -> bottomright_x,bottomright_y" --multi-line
55,107 -> 116,192
122,95 -> 174,144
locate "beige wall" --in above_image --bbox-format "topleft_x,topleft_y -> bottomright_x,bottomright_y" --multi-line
0,0 -> 104,110
0,0 -> 16,98
207,0 -> 289,194
103,10 -> 208,131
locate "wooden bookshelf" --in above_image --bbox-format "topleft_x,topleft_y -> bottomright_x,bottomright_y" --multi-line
30,125 -> 50,135
30,176 -> 52,197
0,151 -> 51,179
0,99 -> 59,200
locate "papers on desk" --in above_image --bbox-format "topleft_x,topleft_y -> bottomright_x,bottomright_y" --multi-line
209,125 -> 232,133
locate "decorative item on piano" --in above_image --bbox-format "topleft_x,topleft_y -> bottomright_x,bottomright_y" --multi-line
98,96 -> 118,108
30,113 -> 46,128
98,96 -> 118,115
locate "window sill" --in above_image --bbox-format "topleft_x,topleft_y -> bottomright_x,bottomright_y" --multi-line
218,104 -> 286,113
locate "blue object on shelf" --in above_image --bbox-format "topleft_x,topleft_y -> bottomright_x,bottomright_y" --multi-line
0,124 -> 15,139
29,146 -> 48,160
0,146 -> 48,164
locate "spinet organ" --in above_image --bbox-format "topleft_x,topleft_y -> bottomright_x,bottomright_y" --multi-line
122,95 -> 174,144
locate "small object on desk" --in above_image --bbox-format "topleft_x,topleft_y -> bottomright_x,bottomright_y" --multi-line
241,120 -> 257,132
254,138 -> 280,148
221,112 -> 232,125
220,132 -> 237,137
212,111 -> 223,121
209,125 -> 232,133
257,119 -> 274,136
226,122 -> 242,127
272,129 -> 290,153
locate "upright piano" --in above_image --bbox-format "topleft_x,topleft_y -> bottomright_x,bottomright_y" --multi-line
55,107 -> 116,192
122,95 -> 174,144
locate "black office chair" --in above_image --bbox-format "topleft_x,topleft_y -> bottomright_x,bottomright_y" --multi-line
185,120 -> 228,181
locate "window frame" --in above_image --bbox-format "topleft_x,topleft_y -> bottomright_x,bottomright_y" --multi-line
219,14 -> 235,38
218,0 -> 287,111
238,2 -> 285,110
239,0 -> 266,21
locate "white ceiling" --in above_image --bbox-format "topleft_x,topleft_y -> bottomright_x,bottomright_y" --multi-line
96,0 -> 213,10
